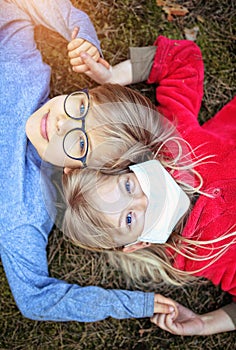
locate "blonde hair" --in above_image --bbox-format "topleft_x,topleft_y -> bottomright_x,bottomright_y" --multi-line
62,83 -> 235,287
79,83 -> 175,171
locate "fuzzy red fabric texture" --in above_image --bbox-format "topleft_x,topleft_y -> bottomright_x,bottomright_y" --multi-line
147,36 -> 236,299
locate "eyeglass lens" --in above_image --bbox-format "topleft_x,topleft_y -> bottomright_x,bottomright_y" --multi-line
65,91 -> 89,119
63,91 -> 89,160
63,128 -> 88,159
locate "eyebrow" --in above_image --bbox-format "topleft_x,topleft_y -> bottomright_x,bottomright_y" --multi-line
117,175 -> 134,235
117,175 -> 123,229
86,118 -> 94,158
87,135 -> 93,157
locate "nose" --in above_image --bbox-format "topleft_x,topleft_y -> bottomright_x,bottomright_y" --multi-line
132,192 -> 148,212
56,116 -> 77,136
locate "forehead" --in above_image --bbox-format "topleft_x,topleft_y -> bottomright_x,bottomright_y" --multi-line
50,94 -> 67,105
89,174 -> 122,212
89,173 -> 134,213
97,175 -> 119,199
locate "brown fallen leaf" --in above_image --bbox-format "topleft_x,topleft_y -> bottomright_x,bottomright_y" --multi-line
184,26 -> 199,41
156,0 -> 189,21
197,15 -> 205,23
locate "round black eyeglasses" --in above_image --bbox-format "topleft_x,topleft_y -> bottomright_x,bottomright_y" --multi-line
62,89 -> 90,167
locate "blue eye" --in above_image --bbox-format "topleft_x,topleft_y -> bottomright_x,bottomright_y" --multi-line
125,180 -> 131,193
79,137 -> 85,152
126,213 -> 132,226
80,103 -> 85,116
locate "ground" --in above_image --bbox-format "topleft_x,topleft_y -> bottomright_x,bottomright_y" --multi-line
0,0 -> 235,349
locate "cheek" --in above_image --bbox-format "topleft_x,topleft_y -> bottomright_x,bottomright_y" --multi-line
43,138 -> 84,168
104,213 -> 120,230
42,137 -> 66,165
25,113 -> 40,140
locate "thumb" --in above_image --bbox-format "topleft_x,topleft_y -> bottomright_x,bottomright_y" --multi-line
80,52 -> 111,71
98,57 -> 110,69
79,52 -> 97,69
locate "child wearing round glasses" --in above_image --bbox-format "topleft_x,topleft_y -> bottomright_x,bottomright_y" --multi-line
1,0 -> 175,325
62,35 -> 236,335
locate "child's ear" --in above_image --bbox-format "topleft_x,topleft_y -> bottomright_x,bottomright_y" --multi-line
63,167 -> 73,175
122,241 -> 151,253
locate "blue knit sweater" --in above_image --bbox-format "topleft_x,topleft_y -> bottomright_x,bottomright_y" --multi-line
0,0 -> 153,322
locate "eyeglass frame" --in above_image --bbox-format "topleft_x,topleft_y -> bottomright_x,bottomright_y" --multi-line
62,88 -> 90,167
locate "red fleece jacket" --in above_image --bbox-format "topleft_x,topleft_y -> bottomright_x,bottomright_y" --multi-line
147,36 -> 236,299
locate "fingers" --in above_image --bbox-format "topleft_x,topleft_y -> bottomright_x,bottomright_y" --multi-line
79,52 -> 112,84
151,313 -> 169,331
70,46 -> 100,66
68,38 -> 101,74
98,57 -> 110,69
71,26 -> 79,40
78,52 -> 99,71
165,312 -> 179,330
154,294 -> 179,319
150,312 -> 178,334
72,64 -> 89,73
68,39 -> 100,59
79,53 -> 110,72
154,302 -> 175,314
71,51 -> 100,73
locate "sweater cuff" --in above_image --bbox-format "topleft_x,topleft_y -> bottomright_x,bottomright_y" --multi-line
129,46 -> 156,84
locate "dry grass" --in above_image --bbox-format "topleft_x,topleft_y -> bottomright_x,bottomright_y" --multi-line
1,0 -> 236,349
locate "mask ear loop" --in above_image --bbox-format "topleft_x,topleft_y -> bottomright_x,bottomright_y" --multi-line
123,239 -> 139,248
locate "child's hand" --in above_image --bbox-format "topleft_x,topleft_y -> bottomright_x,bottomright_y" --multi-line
78,52 -> 112,84
79,54 -> 133,86
74,52 -> 112,84
151,300 -> 204,335
68,26 -> 101,73
153,294 -> 179,318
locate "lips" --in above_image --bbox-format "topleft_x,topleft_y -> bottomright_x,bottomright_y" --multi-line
40,111 -> 49,141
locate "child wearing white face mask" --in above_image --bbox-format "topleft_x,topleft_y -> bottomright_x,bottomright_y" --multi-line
62,35 -> 236,335
127,160 -> 190,246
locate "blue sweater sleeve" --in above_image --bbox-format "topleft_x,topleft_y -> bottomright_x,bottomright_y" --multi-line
5,0 -> 101,54
1,222 -> 154,322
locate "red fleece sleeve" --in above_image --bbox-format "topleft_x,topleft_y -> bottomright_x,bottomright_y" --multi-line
147,36 -> 204,134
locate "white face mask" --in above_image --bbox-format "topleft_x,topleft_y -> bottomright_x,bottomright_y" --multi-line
127,160 -> 190,245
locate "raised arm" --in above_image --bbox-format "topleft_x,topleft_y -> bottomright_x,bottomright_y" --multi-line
147,36 -> 203,132
70,46 -> 155,85
75,52 -> 133,85
10,0 -> 101,53
77,36 -> 204,133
